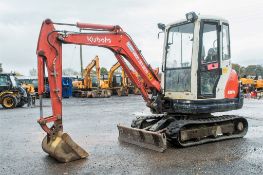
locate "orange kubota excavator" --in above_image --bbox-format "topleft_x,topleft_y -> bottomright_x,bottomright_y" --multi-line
36,12 -> 248,163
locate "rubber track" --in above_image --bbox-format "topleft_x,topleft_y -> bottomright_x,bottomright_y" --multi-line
166,115 -> 248,147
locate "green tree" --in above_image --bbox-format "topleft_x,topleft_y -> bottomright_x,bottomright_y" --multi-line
232,63 -> 263,77
100,67 -> 108,75
247,65 -> 263,77
232,63 -> 241,74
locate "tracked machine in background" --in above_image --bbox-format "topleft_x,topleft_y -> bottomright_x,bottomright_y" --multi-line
100,61 -> 129,96
255,78 -> 263,90
240,75 -> 263,98
72,55 -> 99,97
36,12 -> 248,162
117,68 -> 130,96
72,56 -> 110,98
130,68 -> 159,95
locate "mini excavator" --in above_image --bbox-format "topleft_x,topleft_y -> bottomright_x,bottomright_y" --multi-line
36,12 -> 248,162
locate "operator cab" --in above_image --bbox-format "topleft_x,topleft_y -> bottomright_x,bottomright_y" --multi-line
160,12 -> 242,114
0,73 -> 18,92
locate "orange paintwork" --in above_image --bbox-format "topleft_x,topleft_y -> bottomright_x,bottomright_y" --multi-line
224,70 -> 239,98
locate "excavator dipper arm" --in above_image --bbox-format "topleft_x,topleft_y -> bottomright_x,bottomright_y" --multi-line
82,55 -> 100,89
36,19 -> 163,162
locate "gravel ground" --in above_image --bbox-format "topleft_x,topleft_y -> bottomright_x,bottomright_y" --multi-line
0,95 -> 262,175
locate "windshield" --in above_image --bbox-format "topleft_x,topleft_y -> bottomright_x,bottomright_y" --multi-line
165,22 -> 194,69
0,75 -> 9,86
32,79 -> 38,87
165,22 -> 194,92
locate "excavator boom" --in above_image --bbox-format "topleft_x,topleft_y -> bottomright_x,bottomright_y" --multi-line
36,19 -> 163,162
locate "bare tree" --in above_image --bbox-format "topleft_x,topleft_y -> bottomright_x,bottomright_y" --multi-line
62,68 -> 80,76
29,68 -> 37,76
0,63 -> 3,73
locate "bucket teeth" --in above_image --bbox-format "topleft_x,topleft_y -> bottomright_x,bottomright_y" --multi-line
117,124 -> 167,152
42,132 -> 89,163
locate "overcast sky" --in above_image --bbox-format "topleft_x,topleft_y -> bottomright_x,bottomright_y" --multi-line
0,0 -> 262,75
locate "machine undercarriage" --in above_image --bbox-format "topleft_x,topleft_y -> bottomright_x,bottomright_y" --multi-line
118,113 -> 248,151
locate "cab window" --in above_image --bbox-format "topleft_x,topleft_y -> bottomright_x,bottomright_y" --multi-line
222,24 -> 230,60
0,75 -> 9,86
201,23 -> 219,64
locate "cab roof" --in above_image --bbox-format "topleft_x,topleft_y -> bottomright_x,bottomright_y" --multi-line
166,14 -> 229,28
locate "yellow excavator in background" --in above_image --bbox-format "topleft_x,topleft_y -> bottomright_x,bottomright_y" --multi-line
83,55 -> 101,98
21,83 -> 35,94
129,71 -> 141,95
118,68 -> 129,96
21,83 -> 36,106
73,56 -> 99,97
240,76 -> 255,87
240,75 -> 256,95
240,75 -> 263,90
72,80 -> 84,91
239,75 -> 263,98
100,62 -> 129,96
73,55 -> 111,98
255,79 -> 263,90
130,68 -> 159,95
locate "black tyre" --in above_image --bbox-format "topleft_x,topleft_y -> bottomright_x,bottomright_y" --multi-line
16,99 -> 27,107
2,94 -> 17,109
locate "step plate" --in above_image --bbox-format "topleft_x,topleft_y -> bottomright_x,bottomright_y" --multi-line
117,124 -> 167,152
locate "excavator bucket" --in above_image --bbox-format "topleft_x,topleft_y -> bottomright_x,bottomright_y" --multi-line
42,131 -> 89,163
117,124 -> 167,152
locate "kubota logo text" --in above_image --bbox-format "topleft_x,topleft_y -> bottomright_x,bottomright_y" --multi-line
126,41 -> 149,75
87,36 -> 111,44
227,90 -> 236,95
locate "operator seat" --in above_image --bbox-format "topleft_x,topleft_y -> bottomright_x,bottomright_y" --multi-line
205,48 -> 217,62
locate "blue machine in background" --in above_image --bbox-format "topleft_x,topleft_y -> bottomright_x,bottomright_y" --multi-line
62,77 -> 72,98
44,77 -> 72,98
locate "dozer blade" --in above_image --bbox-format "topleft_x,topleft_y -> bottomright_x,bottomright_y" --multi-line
117,124 -> 167,152
42,131 -> 89,163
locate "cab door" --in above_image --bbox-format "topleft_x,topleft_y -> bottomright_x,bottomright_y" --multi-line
197,21 -> 221,99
